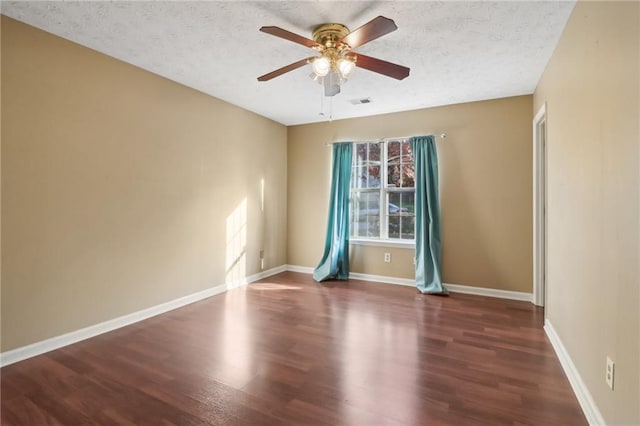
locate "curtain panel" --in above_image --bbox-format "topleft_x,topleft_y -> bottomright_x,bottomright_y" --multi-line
313,142 -> 353,282
411,136 -> 447,294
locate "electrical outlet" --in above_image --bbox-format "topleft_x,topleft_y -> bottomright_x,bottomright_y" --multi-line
606,357 -> 615,390
384,252 -> 391,263
259,250 -> 264,259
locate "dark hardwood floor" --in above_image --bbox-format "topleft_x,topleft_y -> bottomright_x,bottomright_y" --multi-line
1,272 -> 586,425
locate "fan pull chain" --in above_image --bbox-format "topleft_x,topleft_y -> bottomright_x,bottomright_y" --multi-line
329,96 -> 333,122
319,87 -> 324,116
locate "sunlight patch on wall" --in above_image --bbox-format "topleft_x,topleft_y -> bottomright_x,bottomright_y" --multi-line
226,198 -> 247,286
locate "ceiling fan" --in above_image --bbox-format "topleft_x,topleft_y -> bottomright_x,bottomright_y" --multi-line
257,16 -> 410,97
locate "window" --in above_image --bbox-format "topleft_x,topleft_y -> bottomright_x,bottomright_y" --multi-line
350,139 -> 415,243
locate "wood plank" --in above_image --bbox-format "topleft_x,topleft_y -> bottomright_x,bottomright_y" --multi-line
0,272 -> 587,425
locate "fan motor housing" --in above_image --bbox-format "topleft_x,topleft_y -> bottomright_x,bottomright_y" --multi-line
312,23 -> 350,48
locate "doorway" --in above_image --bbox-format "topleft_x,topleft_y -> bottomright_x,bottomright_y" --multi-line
533,103 -> 547,307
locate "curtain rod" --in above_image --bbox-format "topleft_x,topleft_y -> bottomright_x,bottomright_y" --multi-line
325,133 -> 446,146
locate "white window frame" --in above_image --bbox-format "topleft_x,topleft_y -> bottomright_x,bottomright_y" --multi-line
350,139 -> 416,247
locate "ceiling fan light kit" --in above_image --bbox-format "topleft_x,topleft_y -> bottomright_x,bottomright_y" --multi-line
258,16 -> 410,97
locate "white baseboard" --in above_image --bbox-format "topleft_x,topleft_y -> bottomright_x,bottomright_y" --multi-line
349,271 -> 415,287
444,283 -> 532,302
544,320 -> 605,426
285,265 -> 532,302
285,264 -> 314,274
0,265 -> 287,367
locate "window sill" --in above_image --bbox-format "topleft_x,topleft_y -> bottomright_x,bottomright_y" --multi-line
350,238 -> 415,249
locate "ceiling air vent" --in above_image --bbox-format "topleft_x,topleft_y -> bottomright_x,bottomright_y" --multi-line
349,97 -> 373,105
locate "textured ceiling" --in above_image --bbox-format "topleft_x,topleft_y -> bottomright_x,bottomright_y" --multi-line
2,1 -> 575,126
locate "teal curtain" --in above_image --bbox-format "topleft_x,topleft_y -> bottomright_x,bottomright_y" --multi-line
411,136 -> 448,294
313,142 -> 353,282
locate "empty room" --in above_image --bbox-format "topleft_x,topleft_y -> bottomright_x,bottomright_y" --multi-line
1,1 -> 638,425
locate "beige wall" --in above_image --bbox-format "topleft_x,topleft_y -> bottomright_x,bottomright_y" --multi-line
0,16 -> 3,349
288,96 -> 533,292
1,17 -> 288,351
534,1 -> 639,424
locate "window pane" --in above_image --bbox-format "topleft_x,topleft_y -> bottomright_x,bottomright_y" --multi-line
401,191 -> 415,215
356,143 -> 368,162
354,166 -> 363,188
388,192 -> 404,214
388,141 -> 401,165
388,216 -> 400,239
401,215 -> 415,240
368,166 -> 381,188
355,142 -> 381,165
388,164 -> 415,188
401,164 -> 415,188
354,143 -> 382,189
351,191 -> 380,238
355,165 -> 380,188
401,141 -> 413,163
388,191 -> 415,240
388,141 -> 414,188
387,164 -> 400,187
369,143 -> 381,162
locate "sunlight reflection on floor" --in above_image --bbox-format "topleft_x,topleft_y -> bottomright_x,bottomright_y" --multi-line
249,282 -> 302,291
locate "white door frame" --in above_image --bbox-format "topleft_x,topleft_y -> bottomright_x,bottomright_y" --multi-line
533,103 -> 547,307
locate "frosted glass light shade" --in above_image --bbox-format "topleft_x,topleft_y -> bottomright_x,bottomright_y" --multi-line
337,58 -> 356,78
312,56 -> 331,77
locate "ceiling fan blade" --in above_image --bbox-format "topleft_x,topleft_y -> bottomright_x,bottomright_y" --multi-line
260,26 -> 320,49
341,16 -> 397,49
353,53 -> 410,80
257,57 -> 314,81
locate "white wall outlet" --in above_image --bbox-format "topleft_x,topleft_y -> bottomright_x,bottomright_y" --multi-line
259,249 -> 264,259
606,357 -> 615,390
384,252 -> 391,263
